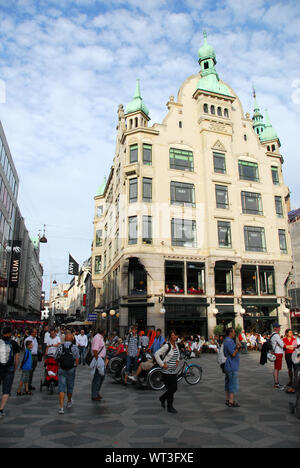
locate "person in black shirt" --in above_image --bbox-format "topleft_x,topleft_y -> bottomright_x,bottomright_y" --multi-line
0,327 -> 20,418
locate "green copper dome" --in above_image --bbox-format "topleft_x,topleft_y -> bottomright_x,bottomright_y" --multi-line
198,31 -> 216,63
96,176 -> 107,197
125,79 -> 149,116
259,110 -> 279,142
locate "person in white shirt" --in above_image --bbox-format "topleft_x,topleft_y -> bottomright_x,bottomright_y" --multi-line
270,324 -> 285,389
75,329 -> 88,365
45,329 -> 61,358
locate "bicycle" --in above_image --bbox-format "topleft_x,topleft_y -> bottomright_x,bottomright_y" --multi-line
148,351 -> 203,391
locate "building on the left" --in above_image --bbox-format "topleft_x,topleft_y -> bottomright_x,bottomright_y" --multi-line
0,121 -> 44,322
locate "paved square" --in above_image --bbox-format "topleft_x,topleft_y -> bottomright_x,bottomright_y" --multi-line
0,352 -> 299,448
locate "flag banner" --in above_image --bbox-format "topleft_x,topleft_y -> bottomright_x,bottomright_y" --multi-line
9,240 -> 22,288
68,254 -> 79,276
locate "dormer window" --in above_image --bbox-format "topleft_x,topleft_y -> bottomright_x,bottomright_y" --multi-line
204,61 -> 209,70
271,144 -> 276,152
224,108 -> 229,118
204,104 -> 208,113
211,105 -> 215,115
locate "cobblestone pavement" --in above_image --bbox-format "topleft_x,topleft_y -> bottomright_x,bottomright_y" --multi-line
0,352 -> 299,448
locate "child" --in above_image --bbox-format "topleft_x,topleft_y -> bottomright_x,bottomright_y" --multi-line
17,341 -> 33,396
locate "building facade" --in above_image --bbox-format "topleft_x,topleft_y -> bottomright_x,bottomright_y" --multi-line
287,208 -> 300,331
92,34 -> 292,338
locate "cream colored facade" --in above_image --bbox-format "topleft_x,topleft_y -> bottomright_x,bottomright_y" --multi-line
92,43 -> 292,337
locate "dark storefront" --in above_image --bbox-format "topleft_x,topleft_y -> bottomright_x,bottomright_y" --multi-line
242,299 -> 279,334
164,298 -> 208,338
216,303 -> 236,332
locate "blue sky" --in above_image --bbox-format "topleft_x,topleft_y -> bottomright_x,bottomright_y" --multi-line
0,0 -> 299,298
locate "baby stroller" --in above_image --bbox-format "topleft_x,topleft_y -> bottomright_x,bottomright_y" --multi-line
288,349 -> 300,418
40,356 -> 59,395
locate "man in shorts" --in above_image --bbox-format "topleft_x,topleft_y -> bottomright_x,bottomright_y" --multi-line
270,323 -> 285,390
0,327 -> 20,418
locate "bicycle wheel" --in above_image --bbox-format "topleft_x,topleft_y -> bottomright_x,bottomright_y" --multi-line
147,368 -> 165,391
184,364 -> 202,385
109,357 -> 123,376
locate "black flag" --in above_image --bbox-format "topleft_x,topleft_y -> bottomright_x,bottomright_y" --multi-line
68,254 -> 79,276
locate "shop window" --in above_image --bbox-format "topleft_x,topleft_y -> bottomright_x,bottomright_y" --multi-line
128,216 -> 137,245
259,266 -> 275,295
218,221 -> 232,248
271,166 -> 279,185
213,152 -> 226,174
215,262 -> 234,295
171,181 -> 195,207
215,185 -> 229,209
129,178 -> 138,203
165,261 -> 184,294
169,148 -> 194,171
187,262 -> 205,294
241,266 -> 258,295
171,218 -> 197,248
128,258 -> 147,296
241,191 -> 263,215
143,144 -> 152,165
142,216 -> 152,244
275,196 -> 283,217
239,160 -> 259,182
244,226 -> 266,252
130,144 -> 138,163
278,229 -> 287,254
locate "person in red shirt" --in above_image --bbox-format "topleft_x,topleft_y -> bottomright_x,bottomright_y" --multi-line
283,329 -> 297,393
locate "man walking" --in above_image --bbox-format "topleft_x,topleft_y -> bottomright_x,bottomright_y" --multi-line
223,327 -> 241,407
124,325 -> 141,386
24,328 -> 39,390
0,327 -> 20,418
91,328 -> 106,401
76,329 -> 88,365
149,329 -> 165,355
270,323 -> 285,389
55,333 -> 79,415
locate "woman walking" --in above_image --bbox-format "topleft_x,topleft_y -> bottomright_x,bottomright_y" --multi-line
283,329 -> 297,393
155,330 -> 179,414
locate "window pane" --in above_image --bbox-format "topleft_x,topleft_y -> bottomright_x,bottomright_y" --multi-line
213,152 -> 226,174
95,256 -> 102,274
241,266 -> 258,295
143,178 -> 152,202
279,229 -> 287,253
171,219 -> 196,247
128,216 -> 137,244
171,181 -> 195,206
218,221 -> 231,248
241,191 -> 263,215
129,178 -> 138,203
271,166 -> 279,185
187,262 -> 205,294
215,185 -> 228,209
142,216 -> 152,244
244,226 -> 266,252
170,148 -> 194,171
239,161 -> 259,182
130,144 -> 138,163
95,229 -> 103,247
259,267 -> 275,294
165,261 -> 184,293
143,144 -> 152,165
275,196 -> 283,217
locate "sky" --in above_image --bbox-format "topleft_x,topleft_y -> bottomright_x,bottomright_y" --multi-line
0,0 -> 299,299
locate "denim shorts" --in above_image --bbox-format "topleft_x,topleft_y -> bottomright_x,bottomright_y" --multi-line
225,371 -> 239,394
0,366 -> 15,395
58,367 -> 76,394
20,370 -> 30,384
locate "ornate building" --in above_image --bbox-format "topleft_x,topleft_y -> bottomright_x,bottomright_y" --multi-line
92,33 -> 292,337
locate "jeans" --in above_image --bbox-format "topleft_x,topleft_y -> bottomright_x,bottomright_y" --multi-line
91,369 -> 105,399
0,366 -> 15,395
126,356 -> 138,374
58,367 -> 76,394
78,347 -> 87,365
161,373 -> 178,409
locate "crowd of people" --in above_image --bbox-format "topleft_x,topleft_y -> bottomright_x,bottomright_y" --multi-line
0,322 -> 299,418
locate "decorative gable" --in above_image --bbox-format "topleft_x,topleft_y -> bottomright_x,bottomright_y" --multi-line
212,139 -> 226,152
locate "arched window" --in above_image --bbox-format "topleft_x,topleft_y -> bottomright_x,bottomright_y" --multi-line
203,103 -> 208,113
135,117 -> 138,128
130,119 -> 133,129
272,144 -> 276,152
267,145 -> 270,151
224,108 -> 229,118
217,107 -> 222,117
244,134 -> 247,141
211,105 -> 215,115
204,61 -> 209,70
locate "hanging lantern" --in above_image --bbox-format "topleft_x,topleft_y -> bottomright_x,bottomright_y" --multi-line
213,308 -> 219,316
240,308 -> 246,315
40,224 -> 48,243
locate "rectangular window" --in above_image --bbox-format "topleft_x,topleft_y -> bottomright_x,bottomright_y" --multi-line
215,185 -> 229,209
97,205 -> 103,217
130,144 -> 138,163
271,166 -> 279,185
171,181 -> 195,207
95,229 -> 103,247
279,229 -> 287,254
143,144 -> 152,165
239,161 -> 259,182
241,191 -> 263,215
142,178 -> 152,202
95,255 -> 102,274
129,178 -> 138,203
165,261 -> 184,293
244,226 -> 266,252
169,148 -> 194,171
128,216 -> 137,245
171,218 -> 197,247
213,152 -> 226,174
241,265 -> 258,295
142,216 -> 152,244
259,266 -> 275,295
187,262 -> 205,294
218,221 -> 232,248
215,262 -> 233,295
275,196 -> 283,217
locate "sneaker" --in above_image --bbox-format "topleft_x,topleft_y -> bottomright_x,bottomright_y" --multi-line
274,383 -> 285,390
128,375 -> 137,382
0,410 -> 5,418
58,408 -> 64,415
66,399 -> 74,409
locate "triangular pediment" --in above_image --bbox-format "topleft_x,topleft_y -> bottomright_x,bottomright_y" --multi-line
212,139 -> 226,152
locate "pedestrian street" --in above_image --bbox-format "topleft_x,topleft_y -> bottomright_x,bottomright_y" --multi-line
0,352 -> 299,449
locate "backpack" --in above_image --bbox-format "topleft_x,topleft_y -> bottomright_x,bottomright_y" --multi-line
0,339 -> 12,369
217,344 -> 227,373
59,344 -> 75,370
260,333 -> 276,366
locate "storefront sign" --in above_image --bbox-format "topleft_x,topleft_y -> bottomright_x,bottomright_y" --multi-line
9,241 -> 22,288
